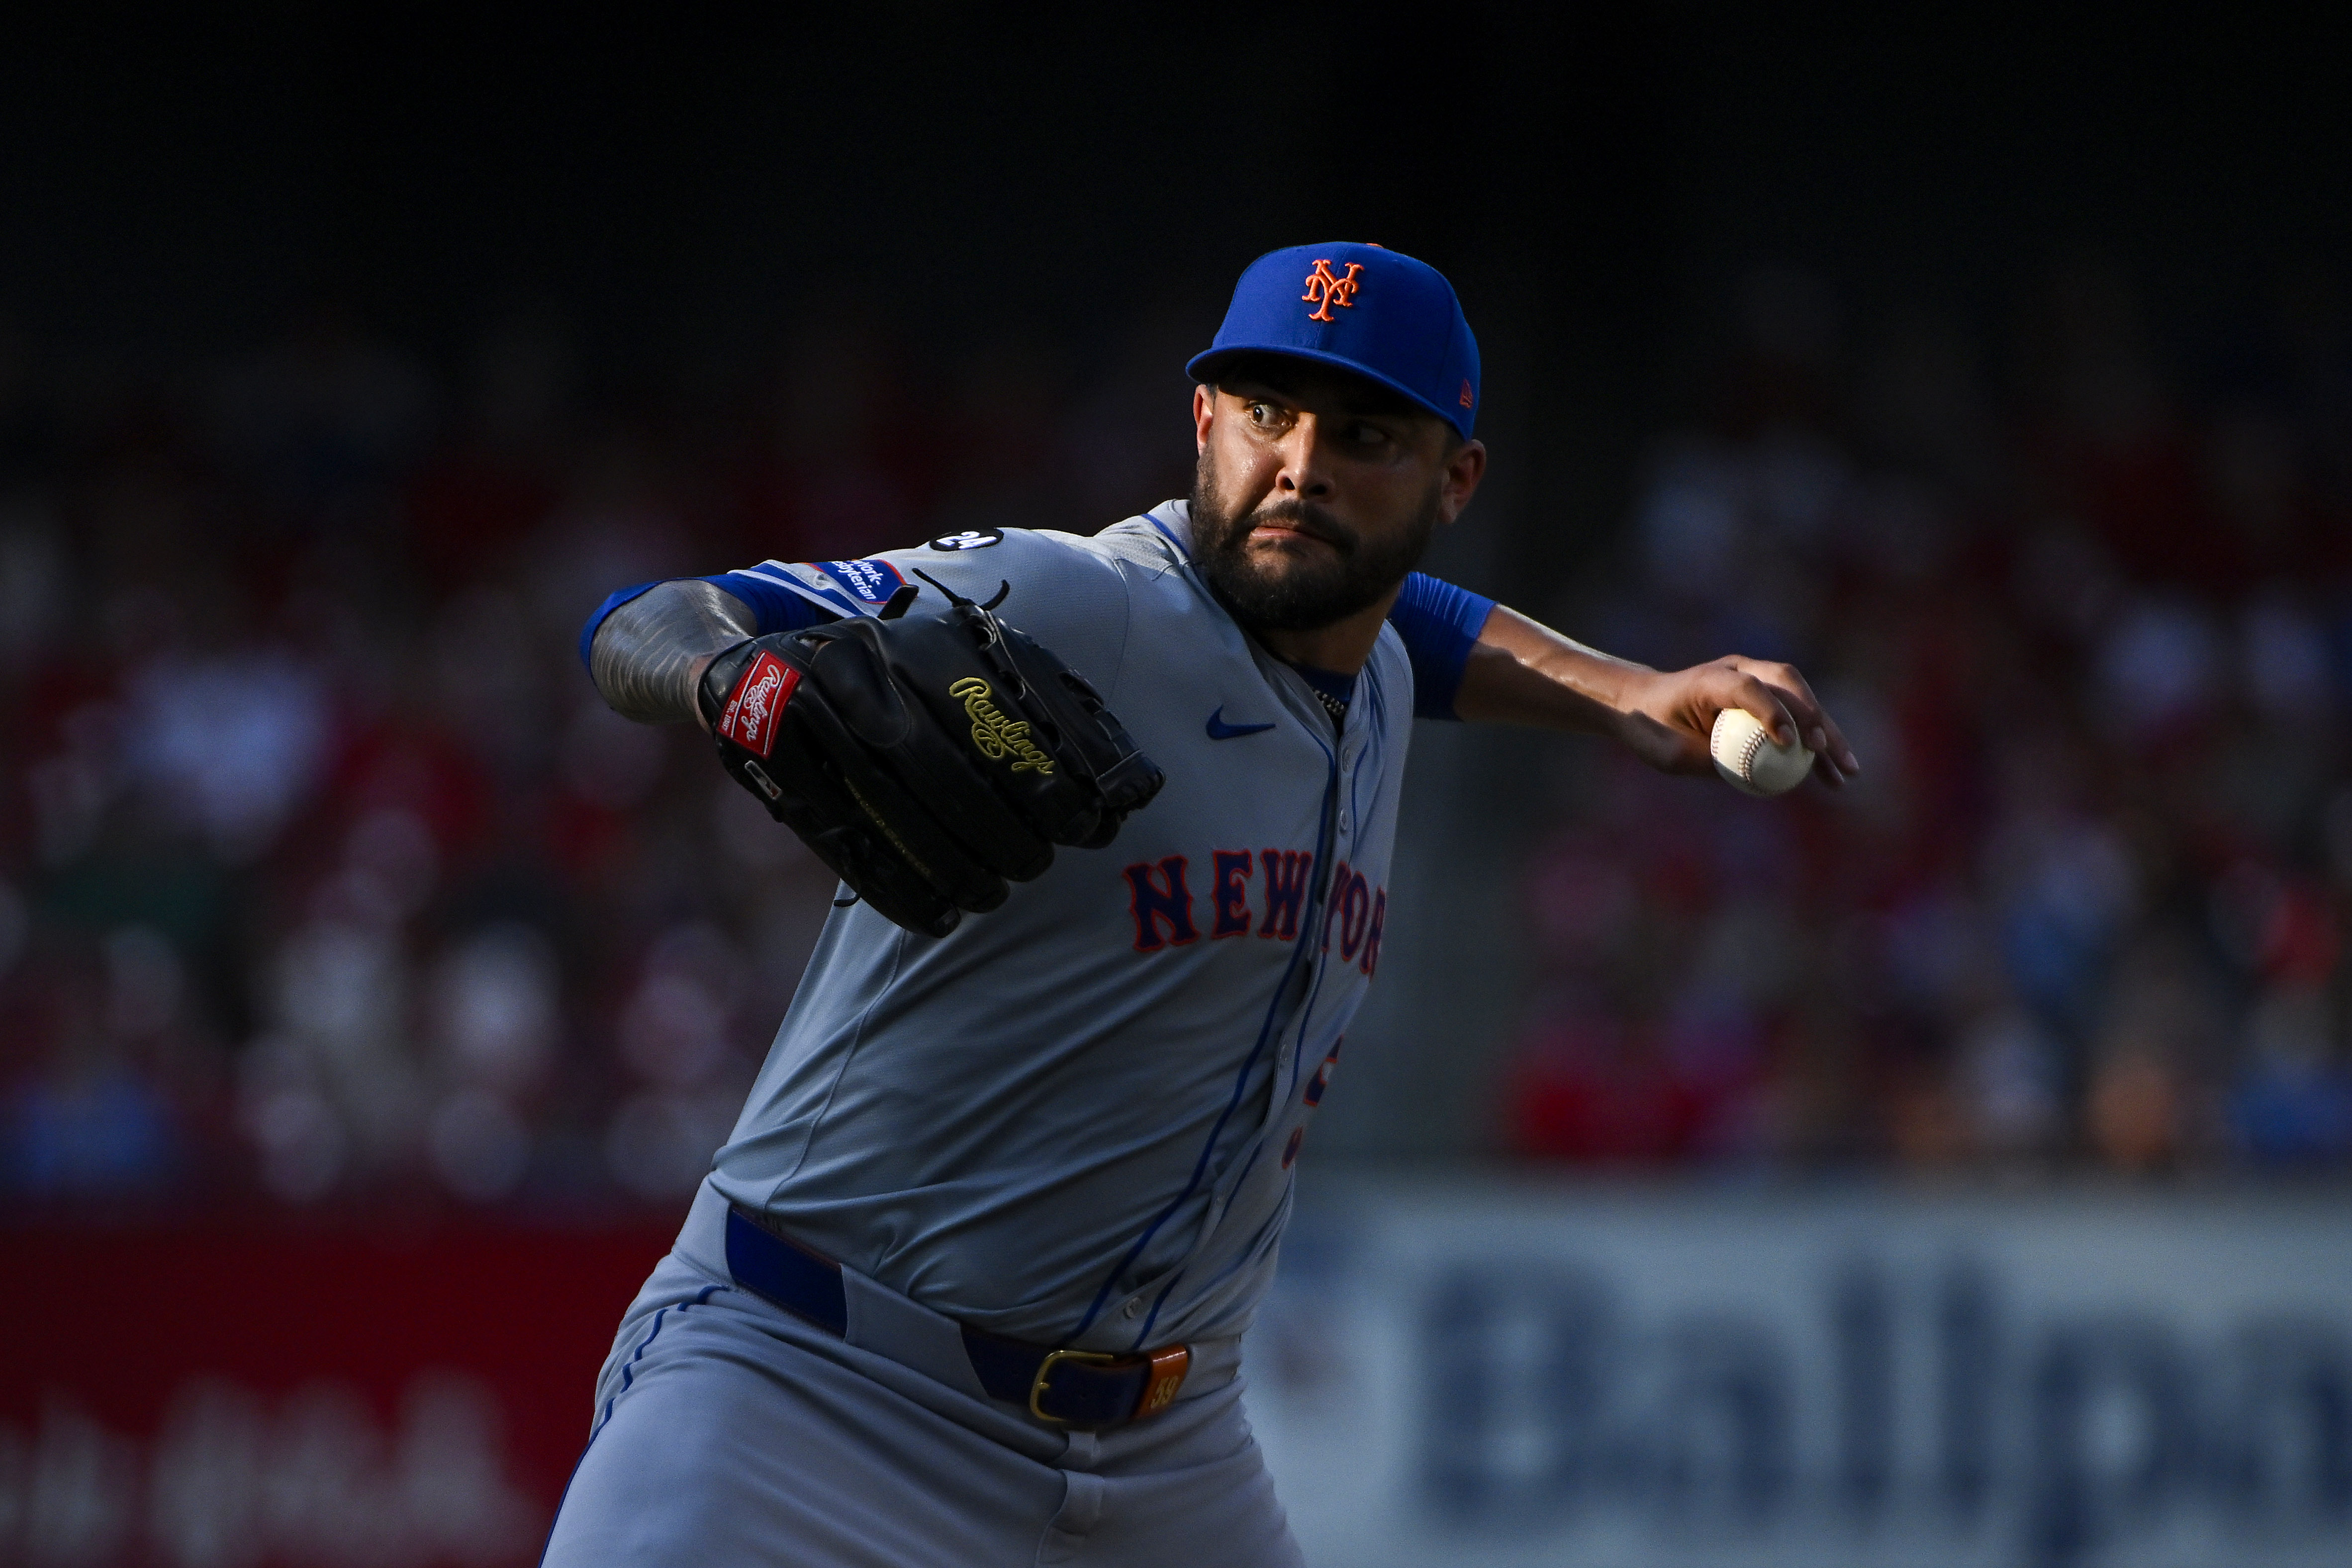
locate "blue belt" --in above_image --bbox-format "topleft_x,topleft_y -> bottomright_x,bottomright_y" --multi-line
723,1204 -> 1189,1430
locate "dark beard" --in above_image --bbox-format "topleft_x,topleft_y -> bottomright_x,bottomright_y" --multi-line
1188,450 -> 1440,634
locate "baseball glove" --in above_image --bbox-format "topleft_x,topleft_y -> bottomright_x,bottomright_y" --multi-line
697,574 -> 1164,937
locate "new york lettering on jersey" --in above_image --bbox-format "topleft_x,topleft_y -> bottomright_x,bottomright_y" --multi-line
1127,848 -> 1384,969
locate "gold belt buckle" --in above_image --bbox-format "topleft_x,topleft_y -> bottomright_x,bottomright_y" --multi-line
1028,1348 -> 1119,1422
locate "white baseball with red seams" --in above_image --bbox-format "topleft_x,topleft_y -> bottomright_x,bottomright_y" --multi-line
1710,704 -> 1814,797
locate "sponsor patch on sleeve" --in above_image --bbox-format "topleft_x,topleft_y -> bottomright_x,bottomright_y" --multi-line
817,557 -> 908,605
719,649 -> 799,758
753,560 -> 891,619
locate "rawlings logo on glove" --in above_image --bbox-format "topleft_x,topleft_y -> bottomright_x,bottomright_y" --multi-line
719,651 -> 798,758
949,677 -> 1055,774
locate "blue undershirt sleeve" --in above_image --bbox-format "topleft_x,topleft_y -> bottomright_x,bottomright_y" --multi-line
575,572 -> 841,672
1386,571 -> 1498,721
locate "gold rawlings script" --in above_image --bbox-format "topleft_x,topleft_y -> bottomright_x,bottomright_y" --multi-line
948,677 -> 1054,774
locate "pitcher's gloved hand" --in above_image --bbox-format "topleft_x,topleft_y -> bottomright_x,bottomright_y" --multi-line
699,577 -> 1164,937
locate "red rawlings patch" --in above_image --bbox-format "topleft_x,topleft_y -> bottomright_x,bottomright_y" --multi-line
719,649 -> 799,758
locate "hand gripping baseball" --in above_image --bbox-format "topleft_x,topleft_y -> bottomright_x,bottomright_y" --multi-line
698,579 -> 1164,937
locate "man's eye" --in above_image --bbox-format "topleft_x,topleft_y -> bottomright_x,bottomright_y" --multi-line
1247,402 -> 1279,425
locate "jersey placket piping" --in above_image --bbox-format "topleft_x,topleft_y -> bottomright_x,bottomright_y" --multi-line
1069,673 -> 1344,1345
1207,657 -> 1389,1335
1288,661 -> 1384,1092
1121,669 -> 1355,1349
1227,660 -> 1351,1154
1131,840 -> 1340,1353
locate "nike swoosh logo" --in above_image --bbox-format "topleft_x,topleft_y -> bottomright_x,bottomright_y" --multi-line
1207,706 -> 1277,740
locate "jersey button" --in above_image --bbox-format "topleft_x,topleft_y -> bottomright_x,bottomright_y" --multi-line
1338,812 -> 1353,833
1122,1299 -> 1141,1319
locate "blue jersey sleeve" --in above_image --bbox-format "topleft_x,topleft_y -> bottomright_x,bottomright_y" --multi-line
696,570 -> 843,635
1386,571 -> 1496,721
575,570 -> 843,672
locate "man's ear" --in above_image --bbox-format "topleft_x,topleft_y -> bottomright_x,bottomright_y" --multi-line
1438,439 -> 1488,525
1192,384 -> 1216,454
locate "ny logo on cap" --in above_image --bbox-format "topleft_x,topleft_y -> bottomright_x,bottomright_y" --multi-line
1301,259 -> 1364,322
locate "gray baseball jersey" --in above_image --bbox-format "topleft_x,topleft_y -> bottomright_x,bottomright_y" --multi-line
701,498 -> 1409,1354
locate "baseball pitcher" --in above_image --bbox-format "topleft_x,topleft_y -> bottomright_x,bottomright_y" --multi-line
546,243 -> 1858,1567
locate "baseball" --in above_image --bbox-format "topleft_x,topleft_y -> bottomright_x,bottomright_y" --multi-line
1711,706 -> 1814,797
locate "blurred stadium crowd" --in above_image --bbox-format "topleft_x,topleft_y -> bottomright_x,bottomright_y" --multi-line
1505,262 -> 2352,1174
3,257 -> 2350,1214
0,305 -> 1199,1212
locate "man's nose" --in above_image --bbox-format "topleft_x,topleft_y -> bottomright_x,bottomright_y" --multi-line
1276,417 -> 1333,498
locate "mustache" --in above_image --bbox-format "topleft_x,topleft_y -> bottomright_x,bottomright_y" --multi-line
1237,499 -> 1356,553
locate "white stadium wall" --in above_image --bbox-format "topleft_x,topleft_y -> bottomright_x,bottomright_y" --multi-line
1248,1178 -> 2352,1568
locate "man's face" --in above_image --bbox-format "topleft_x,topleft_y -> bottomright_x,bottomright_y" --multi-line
1189,358 -> 1484,635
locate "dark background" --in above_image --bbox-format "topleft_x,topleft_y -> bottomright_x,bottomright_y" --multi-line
11,9 -> 2346,573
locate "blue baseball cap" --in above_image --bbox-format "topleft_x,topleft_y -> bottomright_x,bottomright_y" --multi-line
1187,242 -> 1482,440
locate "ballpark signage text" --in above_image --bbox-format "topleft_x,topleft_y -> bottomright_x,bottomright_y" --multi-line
1250,1182 -> 2352,1568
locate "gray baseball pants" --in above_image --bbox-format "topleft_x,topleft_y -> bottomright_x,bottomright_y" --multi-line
540,1184 -> 1303,1568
